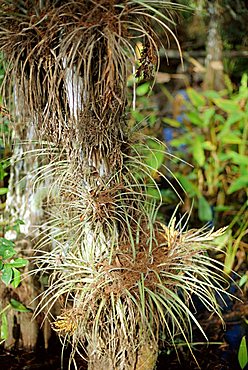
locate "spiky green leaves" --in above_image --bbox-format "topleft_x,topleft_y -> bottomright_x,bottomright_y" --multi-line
34,210 -> 231,365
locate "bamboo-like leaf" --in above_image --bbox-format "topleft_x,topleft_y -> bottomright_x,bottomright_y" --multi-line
238,336 -> 248,370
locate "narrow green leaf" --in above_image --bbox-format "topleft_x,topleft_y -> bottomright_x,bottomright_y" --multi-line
192,137 -> 205,167
1,266 -> 13,285
11,268 -> 21,288
203,108 -> 215,126
239,274 -> 248,288
187,88 -> 206,108
162,117 -> 180,128
240,73 -> 248,91
176,174 -> 200,197
219,133 -> 242,145
238,336 -> 248,370
228,176 -> 248,194
198,196 -> 212,222
170,135 -> 189,147
214,98 -> 239,113
225,112 -> 245,126
202,141 -> 216,151
226,152 -> 248,166
0,312 -> 8,341
186,111 -> 203,126
203,90 -> 221,99
10,299 -> 32,313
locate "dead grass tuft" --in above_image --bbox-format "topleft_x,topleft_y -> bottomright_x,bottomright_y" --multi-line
0,0 -> 181,173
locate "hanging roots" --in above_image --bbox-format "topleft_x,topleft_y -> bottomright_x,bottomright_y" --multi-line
0,0 -> 182,172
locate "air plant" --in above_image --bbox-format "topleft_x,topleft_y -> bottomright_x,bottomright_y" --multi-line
0,1 -> 232,370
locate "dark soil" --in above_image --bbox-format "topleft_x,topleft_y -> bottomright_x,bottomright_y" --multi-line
158,300 -> 248,370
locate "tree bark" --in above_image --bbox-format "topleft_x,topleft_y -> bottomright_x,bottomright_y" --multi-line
2,122 -> 51,350
203,0 -> 225,90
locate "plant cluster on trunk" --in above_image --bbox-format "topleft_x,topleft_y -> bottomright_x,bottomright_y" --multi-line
0,1 -> 231,369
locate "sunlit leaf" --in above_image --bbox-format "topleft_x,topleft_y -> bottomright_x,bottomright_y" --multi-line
5,258 -> 28,268
0,238 -> 16,260
214,98 -> 239,113
11,268 -> 21,288
225,112 -> 245,126
0,187 -> 8,195
238,336 -> 248,370
0,238 -> 15,248
1,266 -> 13,285
226,152 -> 248,166
0,248 -> 16,261
187,88 -> 205,108
227,176 -> 248,194
239,274 -> 248,288
219,133 -> 242,145
136,82 -> 150,96
11,219 -> 25,234
202,108 -> 215,126
186,111 -> 203,126
239,74 -> 248,94
203,90 -> 221,99
162,117 -> 180,128
192,137 -> 205,167
202,141 -> 216,151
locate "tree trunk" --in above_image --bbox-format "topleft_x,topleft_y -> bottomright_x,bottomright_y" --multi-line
2,121 -> 51,349
203,0 -> 225,90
